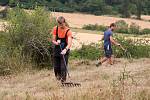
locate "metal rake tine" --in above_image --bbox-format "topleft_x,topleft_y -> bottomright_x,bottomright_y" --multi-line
74,84 -> 78,87
71,83 -> 75,87
76,83 -> 81,87
66,83 -> 69,87
61,82 -> 81,87
61,83 -> 65,87
70,83 -> 73,87
72,83 -> 81,87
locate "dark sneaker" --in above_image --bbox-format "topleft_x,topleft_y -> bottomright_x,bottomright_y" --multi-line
61,78 -> 66,83
56,76 -> 61,81
96,61 -> 102,67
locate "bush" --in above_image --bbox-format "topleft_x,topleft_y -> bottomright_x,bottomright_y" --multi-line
82,21 -> 129,34
0,6 -> 8,18
71,43 -> 103,60
82,24 -> 107,32
128,23 -> 140,34
115,20 -> 129,33
97,25 -> 108,31
71,36 -> 150,60
83,20 -> 150,35
103,5 -> 119,15
113,36 -> 150,58
0,46 -> 32,75
140,28 -> 150,34
7,6 -> 56,68
0,6 -> 56,75
82,24 -> 97,30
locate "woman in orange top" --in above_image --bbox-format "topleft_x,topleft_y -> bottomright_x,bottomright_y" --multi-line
52,16 -> 72,82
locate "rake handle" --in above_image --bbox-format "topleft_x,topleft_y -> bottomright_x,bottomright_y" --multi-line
119,45 -> 126,51
58,44 -> 70,78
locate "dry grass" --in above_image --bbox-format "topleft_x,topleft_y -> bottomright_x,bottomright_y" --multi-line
0,58 -> 150,100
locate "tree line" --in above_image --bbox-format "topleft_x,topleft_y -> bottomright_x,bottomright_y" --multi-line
0,0 -> 150,19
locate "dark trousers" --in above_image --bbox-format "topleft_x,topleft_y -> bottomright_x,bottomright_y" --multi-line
53,53 -> 69,82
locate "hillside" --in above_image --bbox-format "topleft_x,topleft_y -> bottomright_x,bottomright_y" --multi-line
0,9 -> 150,100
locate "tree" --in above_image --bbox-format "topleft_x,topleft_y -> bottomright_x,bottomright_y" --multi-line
0,0 -> 9,5
105,0 -> 113,4
132,0 -> 147,19
80,0 -> 107,15
122,0 -> 130,18
136,0 -> 142,19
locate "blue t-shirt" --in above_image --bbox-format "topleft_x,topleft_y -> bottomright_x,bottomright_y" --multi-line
104,29 -> 113,47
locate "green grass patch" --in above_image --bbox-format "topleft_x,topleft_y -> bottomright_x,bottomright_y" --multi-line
82,20 -> 150,35
70,36 -> 150,60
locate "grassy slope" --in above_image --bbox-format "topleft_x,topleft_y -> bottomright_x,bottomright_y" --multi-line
0,59 -> 150,99
0,11 -> 150,99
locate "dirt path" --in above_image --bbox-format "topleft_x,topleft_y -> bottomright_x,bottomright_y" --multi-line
71,32 -> 103,49
142,15 -> 150,21
52,12 -> 150,29
71,31 -> 150,49
0,58 -> 149,99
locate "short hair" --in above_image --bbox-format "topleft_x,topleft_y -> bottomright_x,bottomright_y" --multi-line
110,23 -> 116,28
57,16 -> 66,24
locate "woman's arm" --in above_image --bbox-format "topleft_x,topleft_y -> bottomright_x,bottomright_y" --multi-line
52,34 -> 59,45
65,36 -> 72,50
61,31 -> 73,55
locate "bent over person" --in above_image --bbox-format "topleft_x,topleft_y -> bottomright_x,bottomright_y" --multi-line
51,16 -> 72,82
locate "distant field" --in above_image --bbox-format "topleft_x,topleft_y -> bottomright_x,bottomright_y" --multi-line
142,15 -> 150,21
52,12 -> 150,29
0,11 -> 150,49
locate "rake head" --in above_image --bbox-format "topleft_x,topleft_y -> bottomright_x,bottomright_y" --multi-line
61,82 -> 81,87
124,50 -> 132,59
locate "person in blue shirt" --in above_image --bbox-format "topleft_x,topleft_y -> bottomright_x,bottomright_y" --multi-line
96,23 -> 122,66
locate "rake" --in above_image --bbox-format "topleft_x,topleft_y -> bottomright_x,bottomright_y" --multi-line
59,44 -> 81,87
119,45 -> 132,60
61,82 -> 81,87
